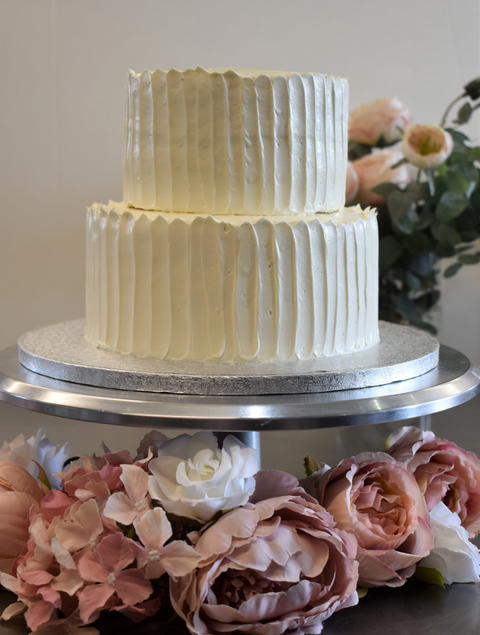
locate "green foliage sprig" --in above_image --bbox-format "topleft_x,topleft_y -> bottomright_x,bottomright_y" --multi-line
349,79 -> 480,333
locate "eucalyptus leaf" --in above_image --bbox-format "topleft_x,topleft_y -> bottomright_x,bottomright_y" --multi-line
416,207 -> 435,231
467,146 -> 480,160
435,243 -> 456,258
449,151 -> 469,165
387,191 -> 415,223
431,223 -> 462,245
406,182 -> 430,201
461,230 -> 479,242
455,101 -> 472,124
463,77 -> 480,101
444,262 -> 463,278
425,169 -> 435,195
405,271 -> 421,291
436,191 -> 469,222
372,182 -> 402,198
348,140 -> 372,161
445,127 -> 469,146
456,160 -> 478,183
459,252 -> 480,264
379,236 -> 403,272
470,187 -> 480,211
392,294 -> 423,324
407,253 -> 436,276
446,169 -> 469,194
395,208 -> 419,234
403,232 -> 432,254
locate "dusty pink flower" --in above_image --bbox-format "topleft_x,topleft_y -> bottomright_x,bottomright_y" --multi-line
353,149 -> 412,206
345,161 -> 360,204
385,426 -> 480,537
134,508 -> 200,579
171,470 -> 359,635
135,430 -> 170,461
103,465 -> 152,526
77,532 -> 152,623
349,97 -> 412,145
401,124 -> 453,169
302,453 -> 433,587
55,499 -> 106,555
0,461 -> 45,574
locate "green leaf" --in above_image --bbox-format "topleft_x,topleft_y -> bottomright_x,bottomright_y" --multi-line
379,236 -> 403,272
348,140 -> 372,161
455,101 -> 472,124
449,151 -> 469,165
444,262 -> 463,278
403,231 -> 432,254
391,157 -> 409,169
357,588 -> 368,599
405,271 -> 421,291
446,169 -> 470,194
304,454 -> 320,477
372,182 -> 402,198
407,253 -> 436,276
387,191 -> 415,226
435,161 -> 448,177
435,243 -> 456,258
461,230 -> 479,242
416,207 -> 435,231
415,567 -> 445,587
445,127 -> 470,146
456,160 -> 478,183
393,294 -> 423,324
431,223 -> 462,245
470,187 -> 480,211
406,182 -> 430,201
467,146 -> 480,160
459,251 -> 480,264
396,208 -> 419,235
436,191 -> 469,222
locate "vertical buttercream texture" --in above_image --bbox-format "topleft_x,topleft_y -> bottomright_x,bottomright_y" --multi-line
123,68 -> 349,214
85,204 -> 379,361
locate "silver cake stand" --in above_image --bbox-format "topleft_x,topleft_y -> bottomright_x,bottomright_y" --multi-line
0,320 -> 479,456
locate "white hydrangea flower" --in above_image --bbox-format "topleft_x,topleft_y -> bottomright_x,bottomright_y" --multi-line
0,428 -> 70,489
148,431 -> 258,523
421,502 -> 480,584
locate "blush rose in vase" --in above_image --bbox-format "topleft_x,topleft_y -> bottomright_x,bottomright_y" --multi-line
347,79 -> 480,332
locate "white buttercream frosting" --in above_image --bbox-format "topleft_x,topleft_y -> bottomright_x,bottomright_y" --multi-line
123,67 -> 349,215
85,202 -> 379,361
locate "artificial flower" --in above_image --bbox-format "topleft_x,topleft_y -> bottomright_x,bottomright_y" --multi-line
0,429 -> 70,490
134,507 -> 200,579
148,431 -> 258,522
346,160 -> 360,204
302,452 -> 433,587
353,149 -> 412,206
171,470 -> 359,635
420,502 -> 480,584
103,464 -> 152,526
401,124 -> 453,169
77,532 -> 152,623
385,426 -> 480,537
349,97 -> 412,145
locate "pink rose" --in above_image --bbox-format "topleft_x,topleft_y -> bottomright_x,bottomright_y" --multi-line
385,426 -> 480,537
171,470 -> 359,635
345,161 -> 360,204
302,453 -> 433,587
353,149 -> 412,206
401,124 -> 453,169
349,97 -> 412,145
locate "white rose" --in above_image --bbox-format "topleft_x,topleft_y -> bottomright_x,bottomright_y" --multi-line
148,431 -> 258,523
0,428 -> 70,490
420,502 -> 480,584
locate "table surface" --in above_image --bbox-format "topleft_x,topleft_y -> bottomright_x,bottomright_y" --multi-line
0,344 -> 480,430
1,580 -> 479,635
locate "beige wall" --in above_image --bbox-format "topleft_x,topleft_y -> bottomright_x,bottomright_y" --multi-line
1,0 -> 479,474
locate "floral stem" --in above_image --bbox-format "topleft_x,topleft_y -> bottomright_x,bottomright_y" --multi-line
416,169 -> 422,184
439,92 -> 466,128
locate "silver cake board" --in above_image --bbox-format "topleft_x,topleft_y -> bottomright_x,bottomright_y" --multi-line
17,319 -> 439,396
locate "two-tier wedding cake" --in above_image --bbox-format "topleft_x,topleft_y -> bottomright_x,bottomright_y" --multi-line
85,68 -> 379,362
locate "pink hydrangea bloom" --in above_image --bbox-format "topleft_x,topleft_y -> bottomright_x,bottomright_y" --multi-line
103,465 -> 152,526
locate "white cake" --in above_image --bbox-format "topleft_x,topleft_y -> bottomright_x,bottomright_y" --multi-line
85,67 -> 379,362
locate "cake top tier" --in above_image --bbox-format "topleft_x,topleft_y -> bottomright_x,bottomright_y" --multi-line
124,67 -> 349,216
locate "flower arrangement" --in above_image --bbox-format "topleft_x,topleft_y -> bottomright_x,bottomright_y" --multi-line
347,78 -> 480,332
0,426 -> 479,634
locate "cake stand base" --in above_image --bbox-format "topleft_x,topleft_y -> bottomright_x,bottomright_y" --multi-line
18,319 -> 439,396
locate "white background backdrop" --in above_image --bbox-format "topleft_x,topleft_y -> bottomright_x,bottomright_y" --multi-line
1,0 -> 479,474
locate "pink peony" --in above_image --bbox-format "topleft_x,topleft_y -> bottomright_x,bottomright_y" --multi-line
302,453 -> 433,587
353,149 -> 412,206
349,97 -> 412,145
0,461 -> 46,574
385,426 -> 480,537
171,470 -> 359,635
401,124 -> 453,169
345,161 -> 360,204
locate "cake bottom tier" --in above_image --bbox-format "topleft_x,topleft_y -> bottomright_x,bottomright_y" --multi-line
85,202 -> 379,362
